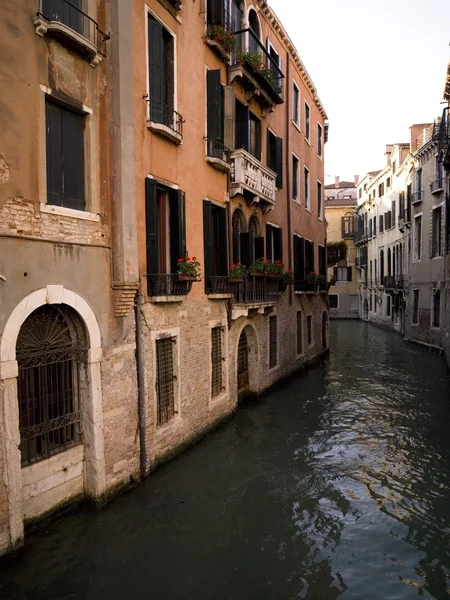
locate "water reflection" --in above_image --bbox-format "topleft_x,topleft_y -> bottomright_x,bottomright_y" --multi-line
0,321 -> 450,599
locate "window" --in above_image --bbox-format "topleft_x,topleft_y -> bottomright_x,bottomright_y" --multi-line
293,83 -> 300,126
269,316 -> 277,369
317,181 -> 323,219
41,0 -> 83,34
17,305 -> 82,466
305,239 -> 315,275
431,206 -> 443,257
296,311 -> 303,355
369,293 -> 373,312
391,201 -> 396,228
156,336 -> 176,426
207,0 -> 232,30
145,179 -> 186,295
148,14 -> 175,128
292,154 -> 300,202
412,289 -> 419,324
378,182 -> 384,197
318,245 -> 326,276
416,168 -> 423,200
387,296 -> 391,317
379,214 -> 384,233
317,123 -> 323,158
203,201 -> 228,290
266,224 -> 283,263
293,234 -> 305,285
304,167 -> 310,210
304,102 -> 310,141
307,315 -> 313,346
358,188 -> 362,199
432,289 -> 441,328
45,100 -> 85,211
386,177 -> 391,190
211,327 -> 224,397
334,267 -> 352,282
235,101 -> 261,160
267,130 -> 283,189
329,294 -> 338,309
414,215 -> 422,261
206,70 -> 235,159
380,250 -> 384,282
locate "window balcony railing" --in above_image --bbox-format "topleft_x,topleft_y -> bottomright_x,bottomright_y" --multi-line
430,178 -> 444,194
205,138 -> 231,172
355,255 -> 368,268
205,276 -> 233,295
411,190 -> 423,204
230,148 -> 276,206
234,273 -> 281,304
147,274 -> 193,298
230,29 -> 284,106
34,0 -> 109,66
294,280 -> 327,293
146,99 -> 184,145
354,230 -> 369,244
383,275 -> 404,290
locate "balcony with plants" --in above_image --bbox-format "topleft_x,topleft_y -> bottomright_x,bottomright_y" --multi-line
230,29 -> 284,109
33,0 -> 109,66
203,23 -> 237,64
147,257 -> 200,302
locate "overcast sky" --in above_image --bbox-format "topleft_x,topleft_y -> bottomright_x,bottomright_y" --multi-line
269,0 -> 450,184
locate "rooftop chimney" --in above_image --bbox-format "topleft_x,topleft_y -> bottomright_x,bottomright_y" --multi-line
335,176 -> 340,188
354,175 -> 359,186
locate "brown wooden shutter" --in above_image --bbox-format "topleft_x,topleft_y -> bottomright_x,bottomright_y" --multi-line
145,178 -> 160,281
207,69 -> 222,142
223,86 -> 235,151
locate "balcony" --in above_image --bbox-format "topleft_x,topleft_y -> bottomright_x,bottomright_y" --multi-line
34,0 -> 109,67
354,230 -> 369,245
231,274 -> 281,319
294,280 -> 328,294
146,274 -> 193,302
230,148 -> 276,209
438,107 -> 450,170
431,178 -> 444,194
205,138 -> 231,172
205,276 -> 234,298
230,29 -> 284,110
411,190 -> 423,205
355,252 -> 368,269
146,100 -> 184,145
383,275 -> 404,292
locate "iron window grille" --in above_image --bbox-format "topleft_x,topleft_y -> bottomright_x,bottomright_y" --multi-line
307,315 -> 313,346
16,305 -> 85,467
296,311 -> 303,356
269,316 -> 277,369
211,327 -> 224,397
156,337 -> 176,426
432,290 -> 441,328
412,290 -> 419,324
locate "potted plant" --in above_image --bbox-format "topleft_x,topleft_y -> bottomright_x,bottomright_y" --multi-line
228,263 -> 244,282
279,269 -> 294,291
177,256 -> 201,281
250,258 -> 269,276
326,275 -> 336,291
236,51 -> 277,90
306,271 -> 319,291
203,24 -> 236,54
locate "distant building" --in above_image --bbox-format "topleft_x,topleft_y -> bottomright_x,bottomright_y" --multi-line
325,177 -> 359,318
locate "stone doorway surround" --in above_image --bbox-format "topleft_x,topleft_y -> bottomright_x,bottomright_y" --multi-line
0,285 -> 106,552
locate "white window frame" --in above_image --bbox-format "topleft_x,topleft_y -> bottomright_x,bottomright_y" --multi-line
292,81 -> 300,130
413,213 -> 423,262
304,166 -> 310,210
292,152 -> 300,203
431,202 -> 444,259
304,101 -> 311,143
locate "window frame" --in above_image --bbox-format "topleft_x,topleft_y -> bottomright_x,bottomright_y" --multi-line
306,314 -> 313,347
329,294 -> 339,309
268,315 -> 278,370
431,203 -> 444,258
292,81 -> 300,129
304,166 -> 310,210
296,311 -> 304,357
292,153 -> 300,203
304,101 -> 310,142
151,327 -> 181,428
431,289 -> 441,329
210,319 -> 228,400
317,180 -> 323,220
317,123 -> 323,158
413,213 -> 423,262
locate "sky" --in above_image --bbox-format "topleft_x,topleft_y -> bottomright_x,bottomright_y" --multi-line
269,0 -> 450,185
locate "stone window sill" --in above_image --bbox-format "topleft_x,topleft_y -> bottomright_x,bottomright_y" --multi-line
147,121 -> 182,145
206,156 -> 230,173
40,203 -> 100,222
149,295 -> 186,303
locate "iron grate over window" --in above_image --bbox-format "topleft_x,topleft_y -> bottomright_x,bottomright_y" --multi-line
16,305 -> 84,467
211,327 -> 223,397
269,316 -> 277,369
156,337 -> 176,426
296,311 -> 303,356
307,315 -> 313,346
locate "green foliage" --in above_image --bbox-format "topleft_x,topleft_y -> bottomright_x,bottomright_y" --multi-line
327,241 -> 347,265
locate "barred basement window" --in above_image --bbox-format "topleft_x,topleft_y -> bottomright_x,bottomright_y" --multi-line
156,337 -> 176,426
211,327 -> 223,397
307,315 -> 312,346
269,316 -> 278,369
296,311 -> 303,356
412,290 -> 419,324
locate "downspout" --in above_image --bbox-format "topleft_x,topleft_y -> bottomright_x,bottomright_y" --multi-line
285,52 -> 292,305
134,288 -> 147,479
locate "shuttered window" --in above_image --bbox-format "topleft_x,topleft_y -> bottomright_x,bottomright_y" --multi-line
304,103 -> 310,140
42,0 -> 82,34
293,235 -> 305,284
145,178 -> 186,285
265,224 -> 282,263
207,70 -> 235,156
305,239 -> 314,275
292,155 -> 299,201
318,245 -> 326,276
267,130 -> 283,189
307,315 -> 312,346
46,100 -> 85,211
235,101 -> 261,160
304,167 -> 310,209
148,14 -> 174,125
203,201 -> 228,285
269,316 -> 277,369
317,181 -> 323,218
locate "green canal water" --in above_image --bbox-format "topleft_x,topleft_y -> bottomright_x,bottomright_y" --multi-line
1,321 -> 450,599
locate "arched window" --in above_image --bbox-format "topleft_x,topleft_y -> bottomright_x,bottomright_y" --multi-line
248,8 -> 261,53
248,215 -> 260,237
380,249 -> 384,283
341,211 -> 355,238
16,305 -> 85,466
232,209 -> 246,264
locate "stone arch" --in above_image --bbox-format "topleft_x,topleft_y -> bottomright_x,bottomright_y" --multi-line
235,322 -> 259,400
0,286 -> 106,551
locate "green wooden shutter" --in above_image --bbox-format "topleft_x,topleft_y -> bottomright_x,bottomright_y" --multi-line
207,70 -> 222,142
217,206 -> 228,276
237,102 -> 249,151
149,15 -> 164,123
61,108 -> 85,211
169,189 -> 186,273
46,100 -> 63,207
145,178 -> 160,280
265,225 -> 273,262
224,86 -> 236,151
203,201 -> 213,279
275,136 -> 283,189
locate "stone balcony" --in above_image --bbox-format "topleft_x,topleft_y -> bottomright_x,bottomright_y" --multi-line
230,149 -> 276,210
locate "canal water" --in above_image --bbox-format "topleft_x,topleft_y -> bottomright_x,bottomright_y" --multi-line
1,321 -> 450,600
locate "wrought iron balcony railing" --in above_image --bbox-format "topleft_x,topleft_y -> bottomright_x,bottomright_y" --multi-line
234,274 -> 281,304
146,100 -> 184,144
147,274 -> 192,297
205,276 -> 233,295
383,275 -> 404,290
411,190 -> 423,204
206,138 -> 231,168
231,29 -> 284,105
35,0 -> 109,63
230,148 -> 276,205
430,178 -> 444,194
206,0 -> 235,32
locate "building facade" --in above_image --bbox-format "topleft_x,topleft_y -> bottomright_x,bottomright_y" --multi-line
325,178 -> 358,318
0,0 -> 329,556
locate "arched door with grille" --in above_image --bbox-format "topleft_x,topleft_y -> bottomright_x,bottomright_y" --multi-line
16,305 -> 85,467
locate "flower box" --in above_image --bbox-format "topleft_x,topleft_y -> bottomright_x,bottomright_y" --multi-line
178,274 -> 200,282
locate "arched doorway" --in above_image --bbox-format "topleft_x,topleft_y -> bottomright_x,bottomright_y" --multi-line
322,312 -> 328,350
363,298 -> 369,320
16,305 -> 86,467
237,329 -> 249,399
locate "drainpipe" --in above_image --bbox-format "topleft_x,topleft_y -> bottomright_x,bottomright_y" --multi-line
134,287 -> 147,479
285,52 -> 292,305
